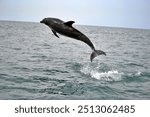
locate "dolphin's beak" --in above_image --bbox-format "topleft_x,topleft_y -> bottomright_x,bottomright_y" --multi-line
40,20 -> 43,23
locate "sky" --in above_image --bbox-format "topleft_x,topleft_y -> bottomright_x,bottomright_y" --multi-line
0,0 -> 150,29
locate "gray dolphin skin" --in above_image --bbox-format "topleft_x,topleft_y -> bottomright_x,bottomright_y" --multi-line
40,17 -> 106,62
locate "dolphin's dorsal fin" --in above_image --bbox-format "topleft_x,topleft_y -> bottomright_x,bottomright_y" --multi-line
64,21 -> 75,27
52,30 -> 59,38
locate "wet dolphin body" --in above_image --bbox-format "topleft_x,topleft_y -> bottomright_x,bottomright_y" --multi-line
40,17 -> 106,62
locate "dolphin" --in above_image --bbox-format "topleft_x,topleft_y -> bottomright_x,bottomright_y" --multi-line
40,17 -> 106,62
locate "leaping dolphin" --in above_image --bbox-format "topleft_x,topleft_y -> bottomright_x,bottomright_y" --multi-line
40,17 -> 106,62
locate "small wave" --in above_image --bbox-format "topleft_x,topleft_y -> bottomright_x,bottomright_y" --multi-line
80,63 -> 123,81
125,71 -> 143,78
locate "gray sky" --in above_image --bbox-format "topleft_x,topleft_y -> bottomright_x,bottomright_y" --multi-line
0,0 -> 150,29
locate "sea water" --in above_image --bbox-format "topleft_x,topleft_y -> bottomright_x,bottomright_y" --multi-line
0,21 -> 150,99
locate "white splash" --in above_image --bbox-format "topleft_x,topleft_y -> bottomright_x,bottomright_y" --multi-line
81,63 -> 123,81
135,71 -> 142,76
90,70 -> 122,81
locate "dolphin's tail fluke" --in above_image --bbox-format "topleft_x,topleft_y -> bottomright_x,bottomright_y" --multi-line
90,50 -> 106,62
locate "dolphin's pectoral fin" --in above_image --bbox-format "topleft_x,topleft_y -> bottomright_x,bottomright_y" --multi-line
52,30 -> 59,38
64,21 -> 75,27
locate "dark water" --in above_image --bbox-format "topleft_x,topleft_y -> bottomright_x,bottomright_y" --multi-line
0,21 -> 150,99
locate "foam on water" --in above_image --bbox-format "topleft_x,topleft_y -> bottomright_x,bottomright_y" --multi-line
80,63 -> 123,81
90,70 -> 122,81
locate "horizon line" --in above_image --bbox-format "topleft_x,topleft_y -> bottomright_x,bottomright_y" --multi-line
0,19 -> 150,30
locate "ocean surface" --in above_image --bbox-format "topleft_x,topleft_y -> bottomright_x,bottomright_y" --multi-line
0,21 -> 150,100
